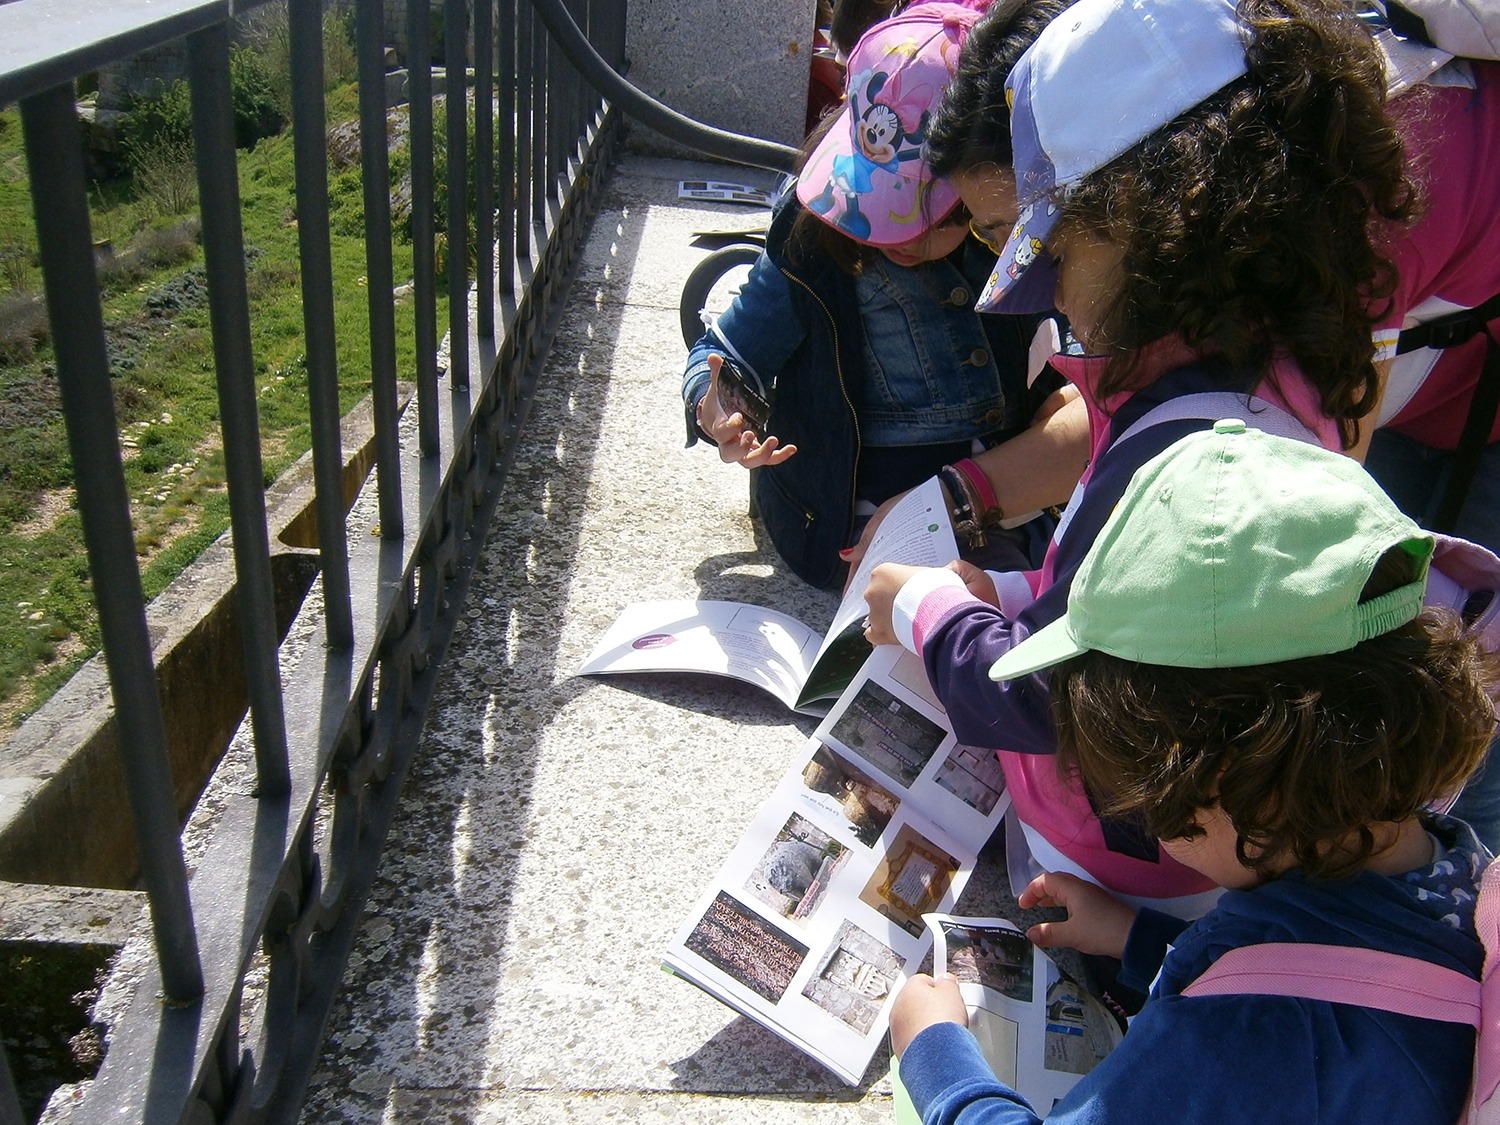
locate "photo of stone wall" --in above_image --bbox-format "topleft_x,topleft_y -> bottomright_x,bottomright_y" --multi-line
828,680 -> 944,788
684,891 -> 810,1004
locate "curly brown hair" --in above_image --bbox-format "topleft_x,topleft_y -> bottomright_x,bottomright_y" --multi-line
1050,600 -> 1498,881
1058,0 -> 1422,449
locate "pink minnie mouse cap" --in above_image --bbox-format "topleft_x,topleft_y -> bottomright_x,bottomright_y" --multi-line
796,2 -> 979,248
974,0 -> 1250,313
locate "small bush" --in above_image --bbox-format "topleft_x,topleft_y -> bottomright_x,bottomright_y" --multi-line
118,45 -> 285,169
0,244 -> 32,291
132,138 -> 198,217
0,293 -> 47,365
228,46 -> 284,148
253,2 -> 357,122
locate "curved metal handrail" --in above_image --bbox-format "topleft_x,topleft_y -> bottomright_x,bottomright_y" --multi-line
527,0 -> 801,174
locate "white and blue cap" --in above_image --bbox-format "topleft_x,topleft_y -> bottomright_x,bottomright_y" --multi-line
975,0 -> 1251,314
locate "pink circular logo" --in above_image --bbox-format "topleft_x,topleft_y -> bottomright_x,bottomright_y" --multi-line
633,633 -> 676,650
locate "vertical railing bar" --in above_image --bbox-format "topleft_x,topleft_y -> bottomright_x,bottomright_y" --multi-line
575,0 -> 591,142
497,0 -> 516,291
555,0 -> 572,180
531,3 -> 546,229
544,11 -> 560,202
409,0 -> 440,455
444,0 -> 470,388
288,0 -> 355,647
187,23 -> 292,797
475,0 -> 495,338
515,0 -> 533,261
0,1034 -> 23,1125
20,82 -> 204,1004
613,0 -> 627,71
355,0 -> 405,537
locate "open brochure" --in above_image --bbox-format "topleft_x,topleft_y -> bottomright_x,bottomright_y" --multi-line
577,477 -> 959,714
661,643 -> 1014,1084
901,913 -> 1124,1114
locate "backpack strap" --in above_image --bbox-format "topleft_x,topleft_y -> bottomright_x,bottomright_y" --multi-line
1180,942 -> 1481,1026
1470,860 -> 1500,1110
1112,392 -> 1321,449
1394,295 -> 1500,535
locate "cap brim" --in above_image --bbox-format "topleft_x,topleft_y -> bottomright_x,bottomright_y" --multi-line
974,201 -> 1060,314
988,614 -> 1086,681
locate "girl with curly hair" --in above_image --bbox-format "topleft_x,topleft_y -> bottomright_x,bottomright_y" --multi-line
862,0 -> 1474,921
890,424 -> 1498,1125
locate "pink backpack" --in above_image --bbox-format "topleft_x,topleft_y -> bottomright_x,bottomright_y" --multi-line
1181,860 -> 1500,1124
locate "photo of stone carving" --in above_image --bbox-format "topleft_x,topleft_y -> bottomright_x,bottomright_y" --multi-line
859,824 -> 959,937
941,921 -> 1034,1003
801,919 -> 904,1036
684,891 -> 810,1004
801,743 -> 901,846
935,742 -> 1008,815
744,813 -> 851,927
828,680 -> 944,788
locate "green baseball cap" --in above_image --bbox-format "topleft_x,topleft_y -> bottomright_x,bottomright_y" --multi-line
988,419 -> 1435,681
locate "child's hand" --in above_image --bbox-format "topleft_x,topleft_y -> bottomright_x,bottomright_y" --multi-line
947,560 -> 999,607
1018,872 -> 1137,960
864,563 -> 925,646
696,355 -> 797,468
890,973 -> 968,1058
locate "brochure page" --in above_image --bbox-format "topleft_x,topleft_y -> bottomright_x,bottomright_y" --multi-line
663,645 -> 1012,1084
925,914 -> 1124,1111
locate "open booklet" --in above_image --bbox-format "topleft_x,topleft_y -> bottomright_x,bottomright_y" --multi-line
888,914 -> 1124,1117
661,642 -> 1015,1084
577,477 -> 958,714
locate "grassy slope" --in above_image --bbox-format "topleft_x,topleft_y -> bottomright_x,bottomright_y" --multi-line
0,86 -> 448,723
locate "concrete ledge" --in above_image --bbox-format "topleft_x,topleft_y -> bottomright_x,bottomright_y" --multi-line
0,387 -> 411,890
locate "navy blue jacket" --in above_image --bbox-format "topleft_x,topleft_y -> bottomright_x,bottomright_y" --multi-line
684,196 -> 1058,588
900,817 -> 1486,1124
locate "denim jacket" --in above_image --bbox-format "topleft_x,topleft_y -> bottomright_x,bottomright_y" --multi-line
684,196 -> 1059,589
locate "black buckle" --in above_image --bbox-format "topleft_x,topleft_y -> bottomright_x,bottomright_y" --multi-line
1398,310 -> 1484,354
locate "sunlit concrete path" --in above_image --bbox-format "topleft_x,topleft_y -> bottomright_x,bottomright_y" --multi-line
297,153 -> 1018,1125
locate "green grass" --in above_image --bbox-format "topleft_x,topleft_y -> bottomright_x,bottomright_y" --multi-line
0,87 -> 449,724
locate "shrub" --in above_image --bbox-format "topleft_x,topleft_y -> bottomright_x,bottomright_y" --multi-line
118,45 -> 286,170
132,138 -> 198,217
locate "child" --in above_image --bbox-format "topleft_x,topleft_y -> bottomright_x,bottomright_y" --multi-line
682,2 -> 1067,590
889,421 -> 1497,1124
863,0 -> 1426,914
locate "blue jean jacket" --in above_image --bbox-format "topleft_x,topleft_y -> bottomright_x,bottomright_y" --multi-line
683,197 -> 1059,588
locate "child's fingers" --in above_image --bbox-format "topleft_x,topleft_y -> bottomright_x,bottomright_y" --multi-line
1018,871 -> 1078,909
1026,921 -> 1069,949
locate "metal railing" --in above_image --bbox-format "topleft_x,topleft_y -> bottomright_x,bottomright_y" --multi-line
0,0 -> 627,1120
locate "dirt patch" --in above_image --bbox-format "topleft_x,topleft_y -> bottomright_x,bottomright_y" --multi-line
14,488 -> 71,538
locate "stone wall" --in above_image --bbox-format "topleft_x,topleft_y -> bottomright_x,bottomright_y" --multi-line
624,0 -> 814,162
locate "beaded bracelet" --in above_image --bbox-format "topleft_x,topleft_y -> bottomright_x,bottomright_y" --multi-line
938,464 -> 988,549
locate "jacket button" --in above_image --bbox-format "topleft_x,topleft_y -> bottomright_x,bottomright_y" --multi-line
949,286 -> 970,305
967,348 -> 989,367
978,408 -> 1007,426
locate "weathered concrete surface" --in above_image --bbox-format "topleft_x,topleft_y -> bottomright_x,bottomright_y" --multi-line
294,155 -> 1048,1125
624,0 -> 815,160
0,390 -> 405,890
